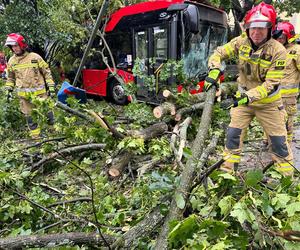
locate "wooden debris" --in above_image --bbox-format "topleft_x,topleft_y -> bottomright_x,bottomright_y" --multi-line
153,102 -> 176,119
108,151 -> 134,177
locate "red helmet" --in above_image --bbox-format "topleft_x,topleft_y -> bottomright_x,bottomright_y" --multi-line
244,2 -> 277,31
5,33 -> 28,49
276,22 -> 296,40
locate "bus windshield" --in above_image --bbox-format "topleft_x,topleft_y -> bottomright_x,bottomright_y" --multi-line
182,24 -> 227,79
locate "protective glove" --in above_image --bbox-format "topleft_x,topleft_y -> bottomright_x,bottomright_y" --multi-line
5,88 -> 13,103
221,94 -> 249,110
204,69 -> 221,92
48,85 -> 56,98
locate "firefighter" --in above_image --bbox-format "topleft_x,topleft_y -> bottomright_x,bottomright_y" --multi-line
273,22 -> 300,142
204,2 -> 294,176
4,33 -> 55,138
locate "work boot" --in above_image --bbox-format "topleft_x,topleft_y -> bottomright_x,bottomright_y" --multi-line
29,127 -> 41,139
26,116 -> 41,139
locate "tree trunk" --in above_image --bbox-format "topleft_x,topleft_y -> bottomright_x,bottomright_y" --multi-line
111,202 -> 169,249
175,102 -> 204,121
154,87 -> 216,249
0,232 -> 115,249
108,151 -> 134,177
127,122 -> 168,140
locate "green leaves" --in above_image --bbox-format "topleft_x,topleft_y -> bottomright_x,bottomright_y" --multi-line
284,202 -> 300,217
218,195 -> 236,216
230,201 -> 255,224
271,193 -> 291,210
175,193 -> 185,209
245,169 -> 263,187
168,215 -> 200,248
118,137 -> 145,154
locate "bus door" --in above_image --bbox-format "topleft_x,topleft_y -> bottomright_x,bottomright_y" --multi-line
134,25 -> 168,102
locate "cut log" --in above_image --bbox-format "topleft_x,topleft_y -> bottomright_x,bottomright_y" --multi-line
0,232 -> 115,249
153,102 -> 176,119
154,86 -> 216,250
127,122 -> 168,140
162,89 -> 177,102
108,151 -> 134,177
175,102 -> 204,121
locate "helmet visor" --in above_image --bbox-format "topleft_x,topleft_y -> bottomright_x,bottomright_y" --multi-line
5,37 -> 18,47
245,21 -> 272,29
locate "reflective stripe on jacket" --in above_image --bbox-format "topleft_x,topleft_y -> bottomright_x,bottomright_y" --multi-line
6,52 -> 54,93
208,35 -> 287,106
280,43 -> 300,98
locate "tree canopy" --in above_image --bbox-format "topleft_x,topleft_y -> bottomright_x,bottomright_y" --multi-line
0,0 -> 299,68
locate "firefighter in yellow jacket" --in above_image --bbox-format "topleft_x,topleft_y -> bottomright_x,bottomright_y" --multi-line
273,22 -> 300,142
5,33 -> 55,138
204,3 -> 294,176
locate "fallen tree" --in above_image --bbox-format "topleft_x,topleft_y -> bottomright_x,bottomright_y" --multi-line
154,86 -> 217,249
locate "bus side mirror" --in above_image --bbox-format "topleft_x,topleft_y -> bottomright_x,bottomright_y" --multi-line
184,5 -> 200,34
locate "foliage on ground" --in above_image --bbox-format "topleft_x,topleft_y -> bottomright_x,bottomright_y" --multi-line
1,77 -> 300,249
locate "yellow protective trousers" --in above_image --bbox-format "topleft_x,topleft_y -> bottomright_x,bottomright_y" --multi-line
282,97 -> 298,142
221,104 -> 294,176
19,93 -> 54,138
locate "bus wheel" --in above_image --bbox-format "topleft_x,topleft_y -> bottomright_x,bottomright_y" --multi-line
109,81 -> 127,105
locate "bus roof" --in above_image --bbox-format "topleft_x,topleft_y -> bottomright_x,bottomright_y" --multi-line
105,0 -> 226,32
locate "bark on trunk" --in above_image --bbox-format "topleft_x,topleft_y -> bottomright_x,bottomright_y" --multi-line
175,102 -> 204,121
111,203 -> 168,249
154,87 -> 216,250
108,151 -> 134,177
0,232 -> 115,249
127,122 -> 168,140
